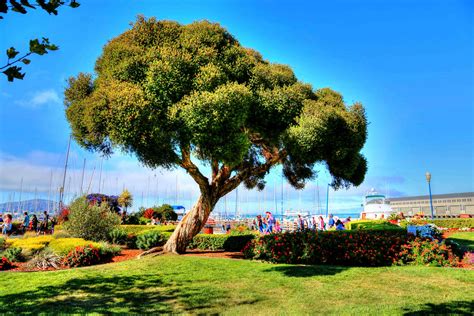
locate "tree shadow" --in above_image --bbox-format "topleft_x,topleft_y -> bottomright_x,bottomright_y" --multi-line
0,272 -> 259,314
403,301 -> 474,315
263,264 -> 348,277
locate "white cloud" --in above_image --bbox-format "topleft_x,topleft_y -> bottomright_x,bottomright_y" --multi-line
15,89 -> 61,107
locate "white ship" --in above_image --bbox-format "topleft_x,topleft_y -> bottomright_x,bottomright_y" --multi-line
360,189 -> 395,219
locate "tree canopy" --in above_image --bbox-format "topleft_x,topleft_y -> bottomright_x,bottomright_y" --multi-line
65,16 -> 368,198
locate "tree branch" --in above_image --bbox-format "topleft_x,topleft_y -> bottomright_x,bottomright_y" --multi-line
179,146 -> 210,194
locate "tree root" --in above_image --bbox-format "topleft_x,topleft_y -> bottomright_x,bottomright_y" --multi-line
137,246 -> 164,259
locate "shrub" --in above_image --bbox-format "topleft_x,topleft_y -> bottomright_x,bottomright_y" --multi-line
139,217 -> 151,225
48,238 -> 100,257
63,245 -> 102,267
52,231 -> 72,239
108,228 -> 128,245
346,220 -> 404,231
27,249 -> 62,270
0,237 -> 5,250
400,218 -> 474,229
121,225 -> 176,235
58,207 -> 70,224
243,230 -> 412,266
143,208 -> 156,219
6,235 -> 53,256
0,257 -> 13,270
189,234 -> 255,251
2,247 -> 23,262
229,224 -> 254,235
461,252 -> 474,266
136,230 -> 165,250
397,238 -> 459,267
64,196 -> 121,241
97,242 -> 121,261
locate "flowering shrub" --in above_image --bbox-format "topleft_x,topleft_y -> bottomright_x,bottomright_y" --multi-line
143,208 -> 156,219
0,257 -> 12,270
58,207 -> 70,223
3,247 -> 23,262
63,245 -> 102,267
86,193 -> 121,213
461,252 -> 474,266
407,224 -> 442,240
397,238 -> 459,267
243,230 -> 412,266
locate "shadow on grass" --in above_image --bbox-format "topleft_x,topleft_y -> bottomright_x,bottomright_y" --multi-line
0,273 -> 259,314
403,301 -> 474,315
264,264 -> 347,277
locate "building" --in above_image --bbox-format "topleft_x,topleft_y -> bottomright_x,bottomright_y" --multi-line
388,192 -> 474,217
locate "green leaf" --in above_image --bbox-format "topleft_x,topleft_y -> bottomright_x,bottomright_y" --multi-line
29,38 -> 47,55
9,0 -> 27,14
0,0 -> 8,14
3,66 -> 25,82
21,58 -> 30,64
20,0 -> 35,9
6,47 -> 19,59
70,1 -> 80,8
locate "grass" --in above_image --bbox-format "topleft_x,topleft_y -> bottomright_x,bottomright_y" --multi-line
0,255 -> 473,314
447,232 -> 474,251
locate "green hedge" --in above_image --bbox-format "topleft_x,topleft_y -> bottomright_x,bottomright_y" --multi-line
346,220 -> 404,231
399,219 -> 474,229
188,234 -> 255,251
120,225 -> 176,235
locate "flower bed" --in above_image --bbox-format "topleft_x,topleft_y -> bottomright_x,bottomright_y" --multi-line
346,220 -> 404,231
243,230 -> 412,266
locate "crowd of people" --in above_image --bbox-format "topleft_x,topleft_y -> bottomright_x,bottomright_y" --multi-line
0,211 -> 54,236
248,213 -> 352,234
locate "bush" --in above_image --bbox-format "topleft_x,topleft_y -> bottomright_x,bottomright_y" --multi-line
0,237 -> 5,250
346,220 -> 404,231
243,230 -> 412,266
52,231 -> 72,239
397,238 -> 459,267
108,228 -> 128,245
27,249 -> 62,270
144,208 -> 156,219
139,217 -> 151,225
400,219 -> 474,229
6,235 -> 53,256
189,234 -> 255,251
229,225 -> 254,235
0,257 -> 13,270
136,230 -> 165,250
64,196 -> 121,241
2,247 -> 23,262
63,245 -> 102,267
121,225 -> 176,235
48,238 -> 100,257
97,242 -> 121,261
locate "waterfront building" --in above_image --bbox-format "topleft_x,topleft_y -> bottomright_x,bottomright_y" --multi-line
388,192 -> 474,217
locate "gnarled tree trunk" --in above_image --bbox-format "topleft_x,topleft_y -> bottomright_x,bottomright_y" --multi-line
163,194 -> 215,254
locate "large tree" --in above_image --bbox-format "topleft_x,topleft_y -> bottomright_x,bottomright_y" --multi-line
64,16 -> 368,253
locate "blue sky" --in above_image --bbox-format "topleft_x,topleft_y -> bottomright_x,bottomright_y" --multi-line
0,0 -> 472,214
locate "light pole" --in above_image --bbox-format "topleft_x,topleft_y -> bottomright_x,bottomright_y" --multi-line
326,183 -> 330,218
426,172 -> 434,219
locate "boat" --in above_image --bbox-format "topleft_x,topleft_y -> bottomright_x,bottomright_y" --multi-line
360,189 -> 395,220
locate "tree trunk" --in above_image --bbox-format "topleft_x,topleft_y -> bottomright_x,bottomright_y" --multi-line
163,194 -> 214,254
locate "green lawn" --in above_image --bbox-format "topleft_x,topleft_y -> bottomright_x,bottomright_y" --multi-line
447,232 -> 474,251
0,255 -> 473,315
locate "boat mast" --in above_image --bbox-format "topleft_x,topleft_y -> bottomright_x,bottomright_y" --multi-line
59,134 -> 72,212
17,177 -> 23,213
80,158 -> 86,195
48,170 -> 53,213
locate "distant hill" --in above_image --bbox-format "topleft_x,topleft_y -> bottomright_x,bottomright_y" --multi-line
0,199 -> 58,215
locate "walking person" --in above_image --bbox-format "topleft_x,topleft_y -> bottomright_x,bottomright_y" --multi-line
318,216 -> 325,231
22,211 -> 30,233
256,215 -> 264,233
39,211 -> 49,235
31,214 -> 38,232
265,211 -> 275,233
328,214 -> 335,229
2,214 -> 12,235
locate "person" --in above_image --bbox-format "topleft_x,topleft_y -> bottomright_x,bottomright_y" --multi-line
344,216 -> 351,224
226,222 -> 231,233
39,211 -> 49,235
335,219 -> 345,231
256,215 -> 264,233
274,220 -> 282,232
262,218 -> 268,233
31,214 -> 38,232
2,214 -> 12,235
318,216 -> 325,231
328,214 -> 335,229
22,211 -> 30,233
0,214 -> 3,223
265,211 -> 275,233
311,216 -> 317,230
